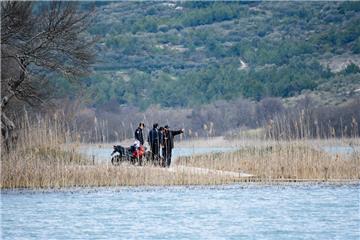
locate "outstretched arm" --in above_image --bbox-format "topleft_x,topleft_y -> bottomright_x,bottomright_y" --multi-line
171,129 -> 184,136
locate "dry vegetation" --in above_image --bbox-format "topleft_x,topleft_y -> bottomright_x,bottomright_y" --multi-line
1,160 -> 239,189
0,117 -> 239,189
177,139 -> 360,181
1,116 -> 359,189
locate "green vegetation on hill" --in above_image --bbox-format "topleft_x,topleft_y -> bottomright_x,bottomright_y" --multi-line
68,1 -> 360,108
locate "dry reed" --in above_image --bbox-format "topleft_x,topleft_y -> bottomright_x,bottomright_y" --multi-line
1,160 -> 241,189
177,139 -> 360,181
1,116 -> 239,189
1,115 -> 359,189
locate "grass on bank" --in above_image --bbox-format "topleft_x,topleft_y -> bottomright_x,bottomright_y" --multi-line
0,116 -> 239,188
177,140 -> 360,181
1,116 -> 359,189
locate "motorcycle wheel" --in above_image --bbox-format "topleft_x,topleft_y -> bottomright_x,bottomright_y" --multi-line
111,155 -> 124,165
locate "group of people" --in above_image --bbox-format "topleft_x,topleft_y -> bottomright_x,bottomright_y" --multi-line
134,122 -> 184,167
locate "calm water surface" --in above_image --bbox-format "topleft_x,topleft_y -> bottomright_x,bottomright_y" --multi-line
80,146 -> 235,162
1,184 -> 359,239
80,145 -> 357,163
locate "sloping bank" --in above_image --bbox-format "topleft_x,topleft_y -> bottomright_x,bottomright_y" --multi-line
2,137 -> 359,189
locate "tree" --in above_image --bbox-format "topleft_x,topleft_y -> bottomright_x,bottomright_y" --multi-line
341,62 -> 360,75
256,97 -> 284,124
1,2 -> 96,149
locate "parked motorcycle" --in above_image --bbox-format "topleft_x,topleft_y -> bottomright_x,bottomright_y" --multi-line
111,144 -> 164,166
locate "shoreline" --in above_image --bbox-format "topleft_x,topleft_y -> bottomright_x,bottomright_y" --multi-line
3,137 -> 359,189
2,180 -> 360,192
72,136 -> 360,150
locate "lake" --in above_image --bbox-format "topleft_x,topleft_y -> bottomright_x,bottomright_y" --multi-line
79,145 -> 357,164
79,146 -> 236,163
1,184 -> 359,239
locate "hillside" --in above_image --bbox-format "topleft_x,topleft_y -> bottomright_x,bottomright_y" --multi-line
59,1 -> 360,109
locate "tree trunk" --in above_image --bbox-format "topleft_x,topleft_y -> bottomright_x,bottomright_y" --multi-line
1,111 -> 16,151
0,61 -> 27,151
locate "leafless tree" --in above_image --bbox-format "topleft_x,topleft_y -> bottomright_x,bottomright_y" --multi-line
256,97 -> 284,124
1,1 -> 96,149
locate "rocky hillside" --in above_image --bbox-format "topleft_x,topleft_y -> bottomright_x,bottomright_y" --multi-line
61,1 -> 360,109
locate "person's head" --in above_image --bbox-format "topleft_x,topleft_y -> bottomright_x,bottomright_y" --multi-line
159,126 -> 164,132
164,125 -> 169,132
139,122 -> 145,129
153,123 -> 159,129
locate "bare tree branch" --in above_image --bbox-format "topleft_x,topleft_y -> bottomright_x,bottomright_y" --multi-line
1,1 -> 96,149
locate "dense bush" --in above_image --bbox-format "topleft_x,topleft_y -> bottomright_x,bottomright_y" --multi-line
269,98 -> 360,139
54,2 -> 360,113
71,96 -> 359,142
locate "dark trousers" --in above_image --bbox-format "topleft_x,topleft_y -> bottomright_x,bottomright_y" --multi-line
164,147 -> 172,167
161,148 -> 166,167
150,144 -> 159,161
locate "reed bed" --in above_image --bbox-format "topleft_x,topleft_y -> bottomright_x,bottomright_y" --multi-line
1,118 -> 240,189
1,142 -> 240,188
177,139 -> 360,181
1,115 -> 359,189
1,158 -> 241,189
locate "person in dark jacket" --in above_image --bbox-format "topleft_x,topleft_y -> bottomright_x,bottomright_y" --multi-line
148,123 -> 160,161
162,125 -> 184,167
158,126 -> 165,166
134,122 -> 145,145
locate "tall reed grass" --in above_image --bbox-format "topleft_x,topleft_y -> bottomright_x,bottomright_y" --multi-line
177,139 -> 360,181
1,115 -> 239,188
1,114 -> 359,189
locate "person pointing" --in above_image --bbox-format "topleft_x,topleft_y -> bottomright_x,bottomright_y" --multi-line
162,125 -> 184,167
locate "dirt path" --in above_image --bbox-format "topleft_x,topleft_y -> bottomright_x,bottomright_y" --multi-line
168,165 -> 254,178
105,162 -> 254,179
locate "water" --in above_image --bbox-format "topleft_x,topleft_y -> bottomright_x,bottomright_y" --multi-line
322,146 -> 356,154
2,184 -> 359,239
80,144 -> 358,163
80,146 -> 235,162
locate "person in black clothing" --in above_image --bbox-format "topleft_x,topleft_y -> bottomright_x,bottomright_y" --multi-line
162,125 -> 184,167
158,126 -> 165,166
134,122 -> 145,145
148,123 -> 160,161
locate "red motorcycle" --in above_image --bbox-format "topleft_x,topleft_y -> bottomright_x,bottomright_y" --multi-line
111,144 -> 148,166
111,144 -> 164,166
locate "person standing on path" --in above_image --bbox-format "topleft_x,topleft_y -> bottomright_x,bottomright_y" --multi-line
148,123 -> 160,162
134,122 -> 145,145
158,126 -> 165,166
162,125 -> 184,167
